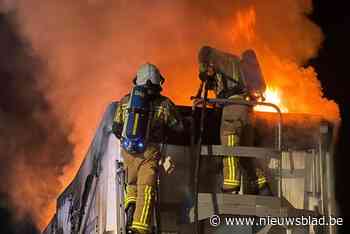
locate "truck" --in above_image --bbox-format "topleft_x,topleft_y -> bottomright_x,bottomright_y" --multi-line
43,97 -> 339,234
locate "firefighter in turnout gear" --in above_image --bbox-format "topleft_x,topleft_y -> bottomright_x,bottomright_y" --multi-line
197,46 -> 271,195
112,63 -> 184,234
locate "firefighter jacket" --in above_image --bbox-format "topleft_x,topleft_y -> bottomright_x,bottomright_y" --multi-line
113,94 -> 183,143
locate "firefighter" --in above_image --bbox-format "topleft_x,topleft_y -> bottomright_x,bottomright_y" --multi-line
197,47 -> 272,195
112,63 -> 183,234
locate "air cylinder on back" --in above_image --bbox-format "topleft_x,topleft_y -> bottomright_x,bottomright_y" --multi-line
121,85 -> 150,154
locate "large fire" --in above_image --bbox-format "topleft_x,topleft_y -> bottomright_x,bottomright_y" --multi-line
2,0 -> 340,231
224,5 -> 339,121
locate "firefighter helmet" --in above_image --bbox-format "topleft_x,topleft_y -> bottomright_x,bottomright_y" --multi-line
134,63 -> 165,86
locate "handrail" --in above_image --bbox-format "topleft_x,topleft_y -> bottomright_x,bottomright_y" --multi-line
193,98 -> 282,152
192,98 -> 283,198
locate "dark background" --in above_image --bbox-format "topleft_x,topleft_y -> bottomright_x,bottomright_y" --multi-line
309,2 -> 349,232
0,1 -> 349,233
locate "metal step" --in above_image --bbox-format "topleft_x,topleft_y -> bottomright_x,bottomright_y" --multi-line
179,221 -> 310,234
190,193 -> 317,221
190,193 -> 285,222
181,193 -> 318,234
200,145 -> 281,159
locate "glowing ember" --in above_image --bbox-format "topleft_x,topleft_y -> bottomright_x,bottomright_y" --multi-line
254,87 -> 289,113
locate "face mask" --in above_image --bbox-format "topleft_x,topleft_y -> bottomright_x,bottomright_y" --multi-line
143,81 -> 161,97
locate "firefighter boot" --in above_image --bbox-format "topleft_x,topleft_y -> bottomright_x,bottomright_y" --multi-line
126,202 -> 136,232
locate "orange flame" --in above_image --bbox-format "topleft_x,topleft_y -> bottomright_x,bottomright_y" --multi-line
229,6 -> 339,121
232,7 -> 256,43
254,87 -> 289,113
6,1 -> 340,230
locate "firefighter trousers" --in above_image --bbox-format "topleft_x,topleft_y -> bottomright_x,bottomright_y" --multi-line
122,145 -> 160,234
221,103 -> 267,193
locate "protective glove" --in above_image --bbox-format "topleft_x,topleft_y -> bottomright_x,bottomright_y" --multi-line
162,156 -> 175,175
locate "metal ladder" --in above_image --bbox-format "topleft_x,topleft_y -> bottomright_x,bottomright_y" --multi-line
115,160 -> 162,234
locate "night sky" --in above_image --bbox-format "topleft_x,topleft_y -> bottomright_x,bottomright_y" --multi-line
0,1 -> 349,233
309,2 -> 349,232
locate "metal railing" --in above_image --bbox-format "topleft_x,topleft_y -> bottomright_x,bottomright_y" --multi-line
191,97 -> 283,234
193,98 -> 282,151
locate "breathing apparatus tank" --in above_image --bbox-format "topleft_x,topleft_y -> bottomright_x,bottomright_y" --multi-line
121,85 -> 151,154
121,63 -> 164,154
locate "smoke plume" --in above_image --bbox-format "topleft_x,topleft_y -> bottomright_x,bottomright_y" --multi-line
0,13 -> 73,231
0,0 -> 339,230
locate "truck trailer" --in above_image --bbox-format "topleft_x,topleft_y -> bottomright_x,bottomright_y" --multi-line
43,99 -> 338,234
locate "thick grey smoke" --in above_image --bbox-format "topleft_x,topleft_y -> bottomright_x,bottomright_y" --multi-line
0,13 -> 73,231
